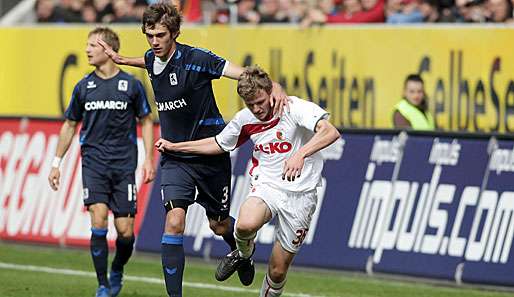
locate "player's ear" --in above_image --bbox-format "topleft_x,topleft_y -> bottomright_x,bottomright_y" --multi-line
172,31 -> 180,40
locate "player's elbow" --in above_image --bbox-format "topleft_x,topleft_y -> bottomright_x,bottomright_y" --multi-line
327,125 -> 340,144
317,121 -> 340,144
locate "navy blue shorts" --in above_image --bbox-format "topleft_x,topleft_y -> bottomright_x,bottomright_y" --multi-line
160,153 -> 231,221
82,166 -> 137,216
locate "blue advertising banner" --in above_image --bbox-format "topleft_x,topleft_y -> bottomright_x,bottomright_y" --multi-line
372,136 -> 490,280
339,133 -> 402,271
462,139 -> 514,286
136,131 -> 514,287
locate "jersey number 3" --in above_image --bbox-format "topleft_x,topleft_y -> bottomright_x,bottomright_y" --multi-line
292,228 -> 309,246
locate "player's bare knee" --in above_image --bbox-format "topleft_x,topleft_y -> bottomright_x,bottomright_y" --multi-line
91,221 -> 108,229
165,217 -> 185,234
89,204 -> 108,228
116,227 -> 133,238
235,220 -> 258,236
164,208 -> 186,234
208,220 -> 227,235
90,215 -> 108,229
268,266 -> 287,283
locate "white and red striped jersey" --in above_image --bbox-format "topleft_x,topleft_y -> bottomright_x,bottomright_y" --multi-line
215,96 -> 329,192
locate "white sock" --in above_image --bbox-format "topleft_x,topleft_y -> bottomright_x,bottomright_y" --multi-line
234,229 -> 256,259
259,273 -> 286,297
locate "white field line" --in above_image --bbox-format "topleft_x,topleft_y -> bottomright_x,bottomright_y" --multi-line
0,262 -> 327,297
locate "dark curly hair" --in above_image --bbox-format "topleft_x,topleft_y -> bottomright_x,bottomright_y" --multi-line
142,2 -> 182,40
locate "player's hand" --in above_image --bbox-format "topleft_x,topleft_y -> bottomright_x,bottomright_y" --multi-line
142,158 -> 156,184
270,81 -> 289,116
155,138 -> 175,152
97,38 -> 123,64
48,167 -> 61,191
282,153 -> 305,182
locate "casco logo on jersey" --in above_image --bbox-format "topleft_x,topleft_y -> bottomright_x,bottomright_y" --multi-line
85,100 -> 128,111
254,141 -> 292,154
157,99 -> 187,111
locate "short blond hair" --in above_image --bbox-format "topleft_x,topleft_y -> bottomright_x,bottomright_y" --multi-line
237,65 -> 273,100
89,27 -> 120,53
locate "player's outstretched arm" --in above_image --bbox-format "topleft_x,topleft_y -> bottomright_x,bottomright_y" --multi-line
282,120 -> 340,181
48,120 -> 78,191
97,38 -> 145,68
155,137 -> 224,155
141,115 -> 156,184
223,63 -> 289,115
222,62 -> 245,80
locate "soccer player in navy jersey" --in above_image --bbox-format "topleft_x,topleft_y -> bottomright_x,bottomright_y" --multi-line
48,27 -> 155,297
98,3 -> 287,296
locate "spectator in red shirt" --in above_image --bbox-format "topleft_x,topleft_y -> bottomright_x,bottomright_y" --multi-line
327,0 -> 385,22
302,0 -> 385,26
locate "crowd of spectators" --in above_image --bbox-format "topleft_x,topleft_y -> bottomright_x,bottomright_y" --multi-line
35,0 -> 514,25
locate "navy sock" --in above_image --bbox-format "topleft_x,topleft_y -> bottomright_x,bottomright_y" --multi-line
90,228 -> 109,287
222,216 -> 237,251
162,234 -> 185,297
111,235 -> 135,273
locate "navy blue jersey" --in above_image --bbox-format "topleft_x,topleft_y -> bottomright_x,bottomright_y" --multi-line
144,43 -> 226,162
64,70 -> 151,171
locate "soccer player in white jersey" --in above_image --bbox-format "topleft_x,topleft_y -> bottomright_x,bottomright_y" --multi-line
155,65 -> 340,296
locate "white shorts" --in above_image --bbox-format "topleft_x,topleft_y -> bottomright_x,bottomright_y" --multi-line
249,183 -> 318,253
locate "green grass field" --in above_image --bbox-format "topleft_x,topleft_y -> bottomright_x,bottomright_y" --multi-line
0,242 -> 512,297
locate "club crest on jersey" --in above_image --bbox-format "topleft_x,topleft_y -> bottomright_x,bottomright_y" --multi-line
86,81 -> 97,89
169,73 -> 178,86
276,130 -> 285,140
118,80 -> 128,91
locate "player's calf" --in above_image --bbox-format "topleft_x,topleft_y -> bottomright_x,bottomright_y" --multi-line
210,216 -> 237,251
110,235 -> 135,295
91,228 -> 110,289
234,227 -> 256,259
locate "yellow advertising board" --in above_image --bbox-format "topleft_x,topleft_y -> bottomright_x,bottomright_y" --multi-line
1,26 -> 513,132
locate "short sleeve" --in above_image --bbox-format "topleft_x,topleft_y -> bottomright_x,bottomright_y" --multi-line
189,48 -> 226,83
144,49 -> 154,72
133,80 -> 151,118
289,97 -> 329,132
215,113 -> 244,151
64,84 -> 84,121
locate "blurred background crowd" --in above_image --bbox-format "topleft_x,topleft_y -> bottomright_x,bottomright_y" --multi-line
34,0 -> 514,25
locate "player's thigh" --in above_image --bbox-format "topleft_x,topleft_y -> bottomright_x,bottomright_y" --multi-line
194,153 -> 232,221
111,170 -> 137,217
268,240 -> 296,280
275,190 -> 318,253
236,196 -> 273,234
